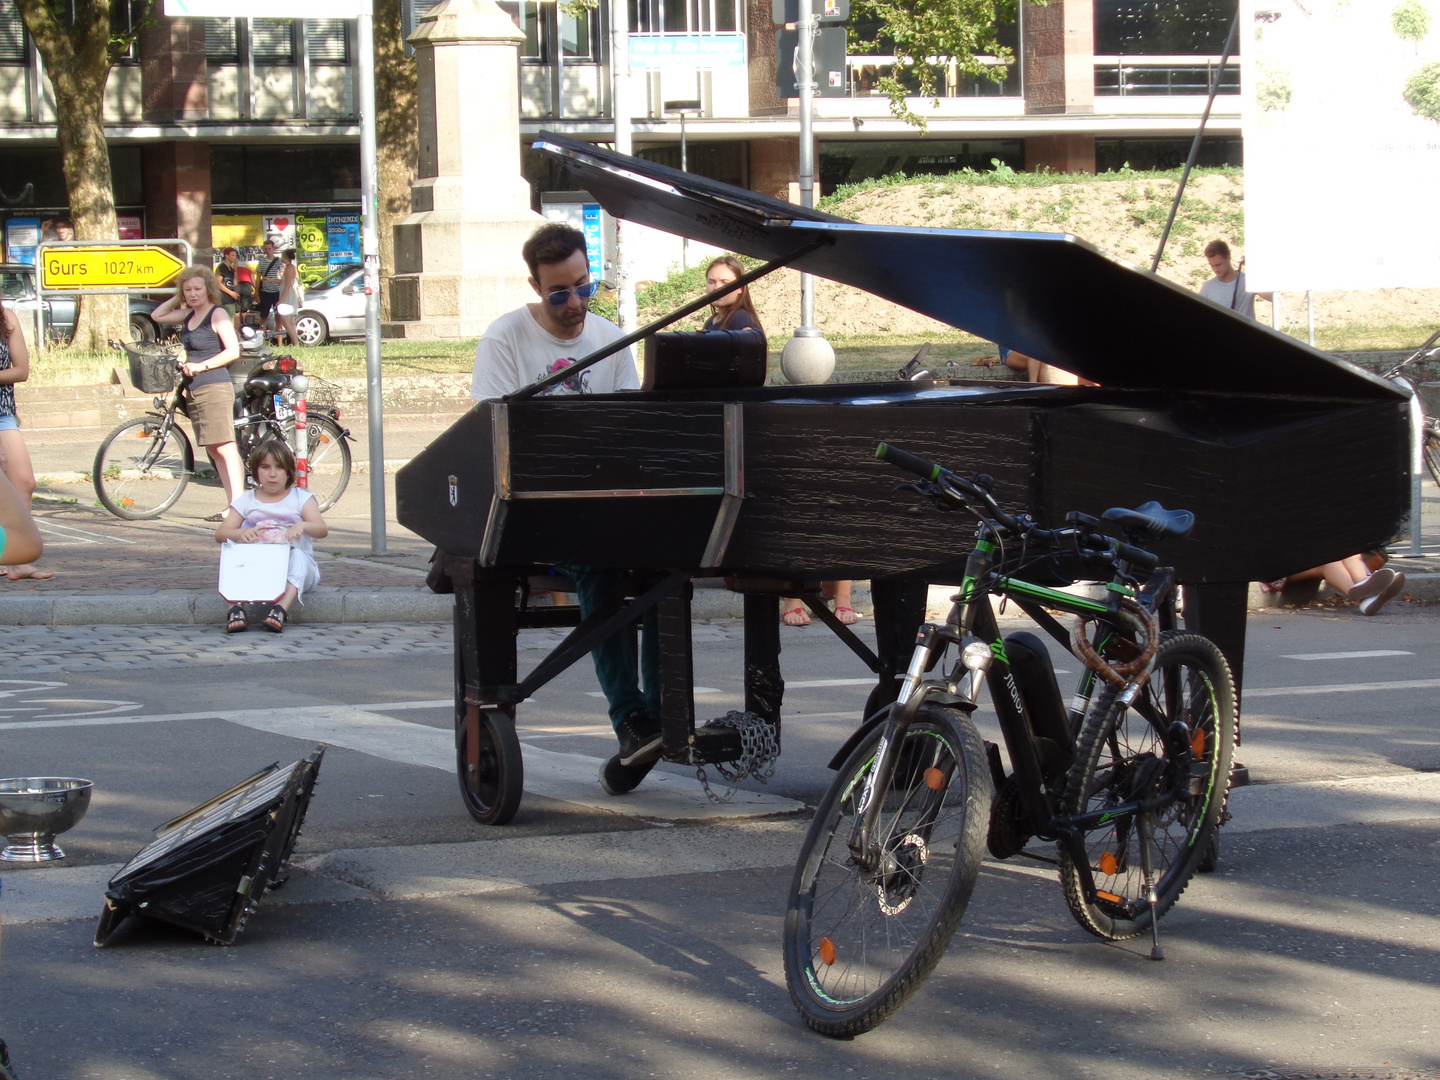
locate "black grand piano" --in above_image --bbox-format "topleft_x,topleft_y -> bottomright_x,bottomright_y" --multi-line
397,133 -> 1410,825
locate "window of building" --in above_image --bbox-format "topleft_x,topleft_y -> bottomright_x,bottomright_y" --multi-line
630,0 -> 741,33
205,17 -> 240,61
1095,136 -> 1242,171
0,0 -> 26,64
252,19 -> 296,63
211,145 -> 363,206
820,140 -> 1024,193
637,140 -> 747,188
1094,0 -> 1234,55
306,19 -> 350,63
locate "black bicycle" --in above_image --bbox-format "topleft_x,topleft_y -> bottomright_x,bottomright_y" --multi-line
783,443 -> 1236,1037
94,341 -> 352,520
1380,326 -> 1440,487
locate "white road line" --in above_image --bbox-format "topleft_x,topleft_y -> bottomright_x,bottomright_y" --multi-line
1245,677 -> 1440,697
784,678 -> 876,689
1280,650 -> 1415,660
33,519 -> 137,546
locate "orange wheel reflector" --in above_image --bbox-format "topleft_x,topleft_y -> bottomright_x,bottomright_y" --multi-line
1096,890 -> 1124,904
818,937 -> 836,966
317,434 -> 331,444
135,431 -> 150,438
120,498 -> 134,507
923,767 -> 948,791
1099,851 -> 1118,876
1191,729 -> 1206,757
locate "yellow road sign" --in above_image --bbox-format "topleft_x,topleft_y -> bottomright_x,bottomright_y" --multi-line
39,245 -> 187,291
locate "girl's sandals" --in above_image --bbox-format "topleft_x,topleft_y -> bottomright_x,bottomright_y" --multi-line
782,604 -> 810,626
263,604 -> 288,633
835,605 -> 859,624
226,604 -> 248,634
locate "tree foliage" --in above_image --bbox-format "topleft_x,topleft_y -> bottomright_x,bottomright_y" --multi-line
848,0 -> 1021,129
1391,0 -> 1431,44
13,0 -> 149,348
1403,60 -> 1440,123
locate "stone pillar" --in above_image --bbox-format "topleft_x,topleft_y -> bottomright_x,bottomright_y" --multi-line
747,0 -> 784,114
383,0 -> 544,340
140,16 -> 208,122
1026,133 -> 1096,174
749,137 -> 819,203
1023,0 -> 1094,114
141,142 -> 213,260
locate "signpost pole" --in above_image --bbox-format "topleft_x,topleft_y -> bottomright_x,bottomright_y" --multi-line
357,3 -> 387,555
611,0 -> 636,333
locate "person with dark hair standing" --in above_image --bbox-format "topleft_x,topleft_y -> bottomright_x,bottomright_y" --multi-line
278,249 -> 301,346
216,247 -> 243,323
470,222 -> 656,795
254,238 -> 285,328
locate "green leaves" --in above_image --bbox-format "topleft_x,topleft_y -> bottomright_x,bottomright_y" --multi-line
1403,60 -> 1440,123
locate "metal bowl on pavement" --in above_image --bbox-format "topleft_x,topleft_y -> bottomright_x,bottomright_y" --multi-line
0,778 -> 94,862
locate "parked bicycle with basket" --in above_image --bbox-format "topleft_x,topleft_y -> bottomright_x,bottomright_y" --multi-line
93,336 -> 352,520
783,443 -> 1236,1037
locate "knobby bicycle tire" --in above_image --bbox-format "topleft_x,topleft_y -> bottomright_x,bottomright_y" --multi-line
1059,632 -> 1236,941
784,704 -> 990,1037
93,416 -> 193,520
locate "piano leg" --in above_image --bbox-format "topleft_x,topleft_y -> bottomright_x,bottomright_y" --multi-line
453,566 -> 524,825
656,581 -> 698,762
743,591 -> 784,741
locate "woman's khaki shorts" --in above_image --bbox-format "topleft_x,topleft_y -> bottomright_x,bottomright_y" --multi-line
185,382 -> 236,447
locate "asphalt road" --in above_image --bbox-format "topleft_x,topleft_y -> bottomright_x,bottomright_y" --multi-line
2,605 -> 1439,1080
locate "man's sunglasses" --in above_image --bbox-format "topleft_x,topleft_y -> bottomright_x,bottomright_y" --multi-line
545,281 -> 600,306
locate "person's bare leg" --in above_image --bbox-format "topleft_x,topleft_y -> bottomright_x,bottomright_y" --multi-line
831,579 -> 858,623
782,597 -> 810,626
208,442 -> 246,505
0,430 -> 52,581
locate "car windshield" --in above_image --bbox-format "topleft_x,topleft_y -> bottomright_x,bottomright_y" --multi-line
311,265 -> 361,291
1,270 -> 34,300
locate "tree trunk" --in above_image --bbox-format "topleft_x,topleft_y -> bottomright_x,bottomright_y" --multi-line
14,0 -> 128,352
375,0 -> 418,325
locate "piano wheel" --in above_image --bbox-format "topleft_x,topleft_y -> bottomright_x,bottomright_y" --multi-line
456,703 -> 524,826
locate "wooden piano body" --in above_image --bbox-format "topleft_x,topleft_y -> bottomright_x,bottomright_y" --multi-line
396,134 -> 1410,825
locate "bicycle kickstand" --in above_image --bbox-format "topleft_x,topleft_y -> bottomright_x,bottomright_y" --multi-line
1138,812 -> 1164,961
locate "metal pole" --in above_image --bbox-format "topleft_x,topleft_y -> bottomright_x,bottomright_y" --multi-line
680,110 -> 689,269
797,1 -> 816,329
357,7 -> 387,555
1306,290 -> 1315,346
611,0 -> 636,332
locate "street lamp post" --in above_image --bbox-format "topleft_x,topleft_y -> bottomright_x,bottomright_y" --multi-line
664,98 -> 702,269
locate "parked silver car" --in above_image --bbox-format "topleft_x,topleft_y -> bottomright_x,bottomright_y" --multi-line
293,263 -> 364,346
0,262 -> 170,343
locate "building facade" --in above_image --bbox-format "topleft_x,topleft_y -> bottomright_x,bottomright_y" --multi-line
0,0 -> 1240,264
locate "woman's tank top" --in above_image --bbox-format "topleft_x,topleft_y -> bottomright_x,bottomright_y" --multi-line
182,305 -> 231,388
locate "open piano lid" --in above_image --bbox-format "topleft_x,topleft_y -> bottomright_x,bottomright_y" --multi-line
534,132 -> 1398,402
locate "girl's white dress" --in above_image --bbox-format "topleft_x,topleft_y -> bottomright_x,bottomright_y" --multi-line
226,486 -> 321,599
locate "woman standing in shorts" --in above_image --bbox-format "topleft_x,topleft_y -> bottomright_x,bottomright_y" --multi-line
151,266 -> 244,520
0,298 -> 53,580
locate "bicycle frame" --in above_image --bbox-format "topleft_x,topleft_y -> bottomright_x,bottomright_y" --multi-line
847,521 -> 1192,923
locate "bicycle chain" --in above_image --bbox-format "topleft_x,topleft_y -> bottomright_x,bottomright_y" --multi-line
694,710 -> 780,804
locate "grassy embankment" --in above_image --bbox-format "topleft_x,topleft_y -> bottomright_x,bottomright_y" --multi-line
29,164 -> 1433,387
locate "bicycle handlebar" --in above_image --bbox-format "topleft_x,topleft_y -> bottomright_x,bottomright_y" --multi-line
876,441 -> 1161,572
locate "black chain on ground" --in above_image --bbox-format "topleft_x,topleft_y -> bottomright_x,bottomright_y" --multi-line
694,710 -> 779,804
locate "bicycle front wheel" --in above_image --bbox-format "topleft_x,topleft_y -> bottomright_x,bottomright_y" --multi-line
784,704 -> 990,1038
93,417 -> 193,520
1424,430 -> 1440,488
305,414 -> 351,511
1059,632 -> 1236,941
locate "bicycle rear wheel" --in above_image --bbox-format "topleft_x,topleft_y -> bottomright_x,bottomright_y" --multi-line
1059,632 -> 1236,941
784,704 -> 990,1038
305,414 -> 351,511
93,417 -> 193,520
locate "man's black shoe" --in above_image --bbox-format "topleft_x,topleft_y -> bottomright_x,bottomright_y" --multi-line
614,709 -> 662,766
599,753 -> 658,795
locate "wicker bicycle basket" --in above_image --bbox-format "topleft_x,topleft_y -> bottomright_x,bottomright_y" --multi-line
121,342 -> 182,394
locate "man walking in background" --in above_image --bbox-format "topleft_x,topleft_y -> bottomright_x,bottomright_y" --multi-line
1199,240 -> 1270,321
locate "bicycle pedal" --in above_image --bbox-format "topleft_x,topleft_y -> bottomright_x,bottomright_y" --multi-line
1092,890 -> 1141,920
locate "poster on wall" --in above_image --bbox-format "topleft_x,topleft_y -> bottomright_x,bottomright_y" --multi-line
4,218 -> 40,264
117,216 -> 144,240
1242,0 -> 1440,290
296,214 -> 330,287
212,215 -> 266,266
326,213 -> 360,271
262,214 -> 296,253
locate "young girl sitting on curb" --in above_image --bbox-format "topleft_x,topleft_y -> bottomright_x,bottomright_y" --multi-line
215,439 -> 328,633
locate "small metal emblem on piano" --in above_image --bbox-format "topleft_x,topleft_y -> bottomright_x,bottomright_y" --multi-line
448,475 -> 459,507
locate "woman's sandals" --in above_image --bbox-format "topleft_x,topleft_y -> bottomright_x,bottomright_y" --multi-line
226,604 -> 248,634
263,604 -> 288,633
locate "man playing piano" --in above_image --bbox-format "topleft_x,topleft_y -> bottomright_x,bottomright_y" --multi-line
469,223 -> 661,794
